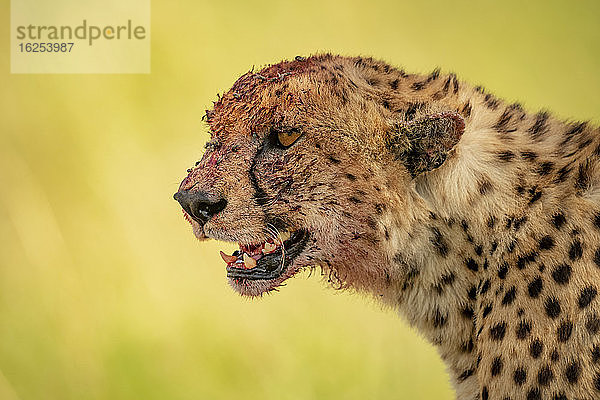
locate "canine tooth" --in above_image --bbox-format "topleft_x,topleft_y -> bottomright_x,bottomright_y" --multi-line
279,231 -> 291,242
220,251 -> 238,264
243,253 -> 257,269
263,242 -> 277,253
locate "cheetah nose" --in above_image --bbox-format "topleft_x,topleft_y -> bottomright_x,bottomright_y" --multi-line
173,190 -> 227,226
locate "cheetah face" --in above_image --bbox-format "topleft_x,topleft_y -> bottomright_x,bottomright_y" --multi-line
174,57 -> 463,297
174,66 -> 392,297
175,101 -> 378,296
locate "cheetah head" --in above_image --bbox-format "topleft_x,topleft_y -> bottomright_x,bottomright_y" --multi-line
174,55 -> 464,297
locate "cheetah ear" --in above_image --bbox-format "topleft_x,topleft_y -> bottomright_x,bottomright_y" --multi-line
387,111 -> 465,177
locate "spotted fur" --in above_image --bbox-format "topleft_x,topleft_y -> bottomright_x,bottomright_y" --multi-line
176,54 -> 600,399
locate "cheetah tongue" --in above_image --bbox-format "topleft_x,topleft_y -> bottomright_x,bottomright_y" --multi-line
220,251 -> 238,264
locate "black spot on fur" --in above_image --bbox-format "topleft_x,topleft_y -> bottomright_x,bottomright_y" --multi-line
539,236 -> 555,250
587,314 -> 600,335
461,102 -> 472,118
555,165 -> 571,183
461,306 -> 474,320
478,180 -> 493,195
475,245 -> 483,256
538,161 -> 554,175
527,388 -> 541,400
502,286 -> 516,306
513,367 -> 527,385
514,216 -> 527,231
594,248 -> 600,268
579,286 -> 597,308
461,338 -> 474,353
491,357 -> 503,376
483,304 -> 493,318
466,258 -> 478,272
461,220 -> 469,232
431,227 -> 449,257
494,109 -> 515,133
458,367 -> 475,382
537,365 -> 554,386
568,239 -> 583,260
552,264 -> 572,285
490,241 -> 498,255
451,74 -> 459,93
433,308 -> 447,328
434,272 -> 455,295
593,213 -> 600,230
528,277 -> 543,298
562,121 -> 587,146
480,279 -> 491,295
490,322 -> 507,341
349,196 -> 362,204
482,387 -> 488,400
529,189 -> 543,205
497,151 -> 515,162
528,111 -> 550,139
328,156 -> 341,164
498,263 -> 509,279
517,252 -> 538,270
552,212 -> 566,229
557,320 -> 573,342
516,321 -> 532,340
564,361 -> 580,384
411,70 -> 439,91
404,102 -> 424,120
575,163 -> 591,193
592,345 -> 600,363
484,93 -> 499,110
545,297 -> 561,319
530,339 -> 543,358
468,285 -> 477,300
521,151 -> 538,161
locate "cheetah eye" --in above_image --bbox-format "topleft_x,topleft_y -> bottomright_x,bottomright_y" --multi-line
275,128 -> 303,148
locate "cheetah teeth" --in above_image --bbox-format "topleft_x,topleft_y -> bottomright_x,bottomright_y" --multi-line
263,242 -> 277,253
220,230 -> 294,269
279,231 -> 291,242
243,253 -> 257,269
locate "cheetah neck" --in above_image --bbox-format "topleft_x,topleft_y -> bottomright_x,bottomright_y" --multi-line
375,94 -> 600,397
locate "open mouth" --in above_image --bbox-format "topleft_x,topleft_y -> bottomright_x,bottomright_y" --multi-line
221,229 -> 309,281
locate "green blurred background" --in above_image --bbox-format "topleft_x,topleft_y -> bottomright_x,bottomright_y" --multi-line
1,1 -> 599,399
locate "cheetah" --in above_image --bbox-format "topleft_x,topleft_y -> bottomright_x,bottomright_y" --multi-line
174,54 -> 600,400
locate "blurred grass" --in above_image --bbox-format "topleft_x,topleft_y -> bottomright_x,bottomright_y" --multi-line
0,0 -> 599,399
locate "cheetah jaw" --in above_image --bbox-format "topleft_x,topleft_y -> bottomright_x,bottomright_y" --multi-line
220,229 -> 308,282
